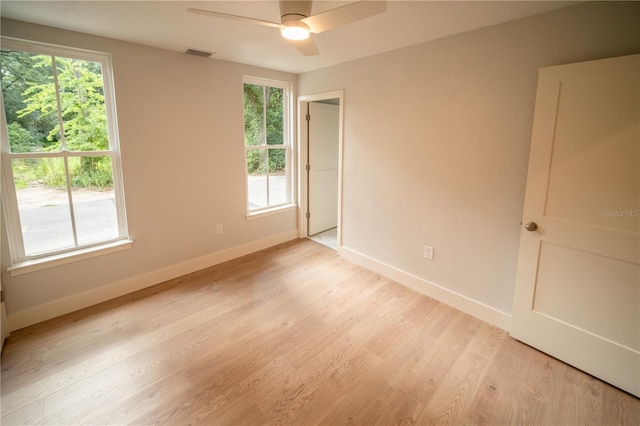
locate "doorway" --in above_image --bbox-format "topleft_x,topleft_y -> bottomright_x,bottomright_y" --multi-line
297,91 -> 344,251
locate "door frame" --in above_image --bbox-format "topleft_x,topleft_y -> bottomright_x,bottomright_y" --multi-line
0,100 -> 7,349
297,90 -> 344,250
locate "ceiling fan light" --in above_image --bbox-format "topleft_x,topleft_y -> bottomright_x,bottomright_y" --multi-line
281,22 -> 310,40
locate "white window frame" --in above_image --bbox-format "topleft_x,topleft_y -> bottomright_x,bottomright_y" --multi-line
1,37 -> 131,275
242,76 -> 295,218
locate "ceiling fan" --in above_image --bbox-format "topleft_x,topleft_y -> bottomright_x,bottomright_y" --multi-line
187,0 -> 387,56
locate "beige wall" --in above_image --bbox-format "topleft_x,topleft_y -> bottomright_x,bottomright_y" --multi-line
1,19 -> 298,324
298,1 -> 640,316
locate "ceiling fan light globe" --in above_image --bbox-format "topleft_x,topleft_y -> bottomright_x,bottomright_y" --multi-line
281,22 -> 310,40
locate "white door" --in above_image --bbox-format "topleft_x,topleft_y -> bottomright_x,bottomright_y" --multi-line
511,54 -> 639,397
308,101 -> 339,236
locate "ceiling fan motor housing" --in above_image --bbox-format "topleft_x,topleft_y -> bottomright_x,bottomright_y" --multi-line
280,0 -> 312,22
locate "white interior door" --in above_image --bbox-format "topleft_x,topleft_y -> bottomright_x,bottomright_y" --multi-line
308,101 -> 339,236
511,54 -> 639,397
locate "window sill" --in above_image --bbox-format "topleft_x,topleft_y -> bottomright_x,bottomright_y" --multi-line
246,204 -> 297,221
8,239 -> 133,277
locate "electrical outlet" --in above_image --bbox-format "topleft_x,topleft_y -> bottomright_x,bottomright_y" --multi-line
424,245 -> 434,260
216,223 -> 223,234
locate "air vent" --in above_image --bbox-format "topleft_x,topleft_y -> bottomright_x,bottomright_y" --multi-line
185,48 -> 214,57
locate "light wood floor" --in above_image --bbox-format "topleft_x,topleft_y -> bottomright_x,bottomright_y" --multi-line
1,239 -> 638,425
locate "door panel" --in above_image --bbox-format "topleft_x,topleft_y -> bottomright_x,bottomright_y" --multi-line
308,102 -> 339,236
545,74 -> 639,232
533,242 -> 638,349
511,54 -> 640,397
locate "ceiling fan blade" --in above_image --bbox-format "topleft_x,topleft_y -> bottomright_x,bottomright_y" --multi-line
186,8 -> 281,29
289,37 -> 320,56
302,0 -> 386,34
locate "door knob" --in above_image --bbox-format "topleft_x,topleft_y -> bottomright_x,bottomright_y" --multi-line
525,221 -> 538,232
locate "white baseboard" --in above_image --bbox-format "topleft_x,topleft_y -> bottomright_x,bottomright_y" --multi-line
8,233 -> 511,332
339,246 -> 512,331
8,230 -> 298,331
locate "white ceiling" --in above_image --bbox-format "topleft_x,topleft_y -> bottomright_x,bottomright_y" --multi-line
0,1 -> 577,74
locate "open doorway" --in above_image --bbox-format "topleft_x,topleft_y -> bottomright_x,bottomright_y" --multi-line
297,91 -> 344,251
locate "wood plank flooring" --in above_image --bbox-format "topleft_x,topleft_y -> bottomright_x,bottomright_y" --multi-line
1,239 -> 638,425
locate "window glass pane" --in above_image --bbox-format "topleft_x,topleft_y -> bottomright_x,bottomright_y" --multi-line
268,148 -> 287,206
2,42 -> 127,263
266,86 -> 284,145
69,156 -> 118,245
243,79 -> 289,213
13,158 -> 74,255
247,149 -> 267,210
0,50 -> 56,153
56,57 -> 108,151
243,83 -> 264,146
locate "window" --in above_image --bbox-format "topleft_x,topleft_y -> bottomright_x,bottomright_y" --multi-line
243,76 -> 293,215
0,38 -> 129,269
